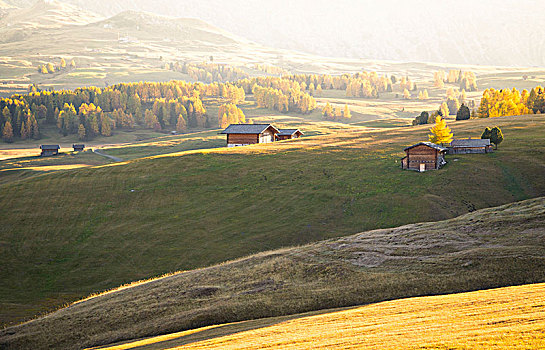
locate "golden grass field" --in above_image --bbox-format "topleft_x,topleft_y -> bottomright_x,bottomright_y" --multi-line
118,283 -> 543,350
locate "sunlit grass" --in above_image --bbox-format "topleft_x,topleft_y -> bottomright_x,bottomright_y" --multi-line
0,114 -> 544,330
0,164 -> 91,171
166,283 -> 545,350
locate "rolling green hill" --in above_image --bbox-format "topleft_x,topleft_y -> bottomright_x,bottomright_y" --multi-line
0,114 -> 544,329
1,194 -> 544,349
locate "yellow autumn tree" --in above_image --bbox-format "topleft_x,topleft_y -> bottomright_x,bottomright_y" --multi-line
343,105 -> 351,119
429,116 -> 453,145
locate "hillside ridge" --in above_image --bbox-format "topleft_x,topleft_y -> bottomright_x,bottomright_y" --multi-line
1,196 -> 544,349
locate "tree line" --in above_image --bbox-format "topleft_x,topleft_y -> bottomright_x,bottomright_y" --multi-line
322,102 -> 351,121
434,70 -> 478,91
243,77 -> 317,114
0,81 -> 214,142
477,87 -> 544,118
168,61 -> 249,83
37,58 -> 76,75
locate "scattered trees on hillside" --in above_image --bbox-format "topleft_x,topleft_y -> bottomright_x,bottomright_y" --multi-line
481,126 -> 504,149
456,104 -> 471,120
168,61 -> 249,83
440,102 -> 450,118
322,103 -> 351,121
252,64 -> 290,76
418,90 -> 429,100
433,70 -> 477,91
412,111 -> 430,125
252,80 -> 316,114
218,103 -> 245,128
429,116 -> 453,145
37,58 -> 74,75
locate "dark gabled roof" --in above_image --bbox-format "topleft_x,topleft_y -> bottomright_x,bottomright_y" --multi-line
220,124 -> 279,134
277,129 -> 303,136
40,145 -> 60,150
404,142 -> 448,152
450,139 -> 491,147
73,144 -> 85,148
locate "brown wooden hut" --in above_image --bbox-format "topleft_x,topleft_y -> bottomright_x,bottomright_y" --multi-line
73,144 -> 85,152
401,142 -> 447,171
220,124 -> 280,147
448,139 -> 493,154
276,129 -> 304,141
40,145 -> 60,157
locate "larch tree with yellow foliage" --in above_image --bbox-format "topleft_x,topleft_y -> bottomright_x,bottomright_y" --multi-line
429,116 -> 453,145
343,105 -> 351,119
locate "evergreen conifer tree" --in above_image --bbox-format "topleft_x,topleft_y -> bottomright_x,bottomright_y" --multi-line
490,126 -> 504,149
456,104 -> 471,120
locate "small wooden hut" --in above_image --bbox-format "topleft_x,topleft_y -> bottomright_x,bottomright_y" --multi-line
220,124 -> 280,147
448,139 -> 493,154
401,142 -> 447,172
40,145 -> 60,157
73,144 -> 85,152
276,129 -> 304,141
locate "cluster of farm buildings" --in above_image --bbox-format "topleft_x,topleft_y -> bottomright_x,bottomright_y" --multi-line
38,124 -> 492,174
40,144 -> 85,156
220,124 -> 303,147
39,123 -> 302,156
401,139 -> 493,172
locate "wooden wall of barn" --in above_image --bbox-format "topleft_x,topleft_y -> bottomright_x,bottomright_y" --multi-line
405,145 -> 438,170
227,134 -> 259,145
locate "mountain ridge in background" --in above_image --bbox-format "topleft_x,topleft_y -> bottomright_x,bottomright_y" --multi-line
5,0 -> 544,67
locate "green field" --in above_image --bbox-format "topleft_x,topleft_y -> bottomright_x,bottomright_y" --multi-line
1,195 -> 543,349
0,114 -> 544,328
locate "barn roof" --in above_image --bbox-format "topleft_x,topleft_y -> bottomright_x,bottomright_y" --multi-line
220,124 -> 279,134
404,142 -> 448,152
40,145 -> 60,150
450,139 -> 491,147
277,129 -> 303,136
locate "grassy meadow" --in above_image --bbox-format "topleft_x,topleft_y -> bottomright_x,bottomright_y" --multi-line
116,283 -> 545,350
1,196 -> 544,349
0,114 -> 544,329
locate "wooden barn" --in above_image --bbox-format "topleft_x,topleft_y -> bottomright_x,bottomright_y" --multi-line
40,145 -> 60,157
401,142 -> 448,172
448,139 -> 493,154
73,144 -> 85,152
220,124 -> 280,147
276,129 -> 304,141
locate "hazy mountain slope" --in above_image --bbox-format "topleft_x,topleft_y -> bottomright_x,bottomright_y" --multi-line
1,197 -> 544,349
0,0 -> 102,28
45,0 -> 545,67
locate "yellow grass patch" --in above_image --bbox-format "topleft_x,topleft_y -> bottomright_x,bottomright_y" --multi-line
133,283 -> 545,350
0,164 -> 91,171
